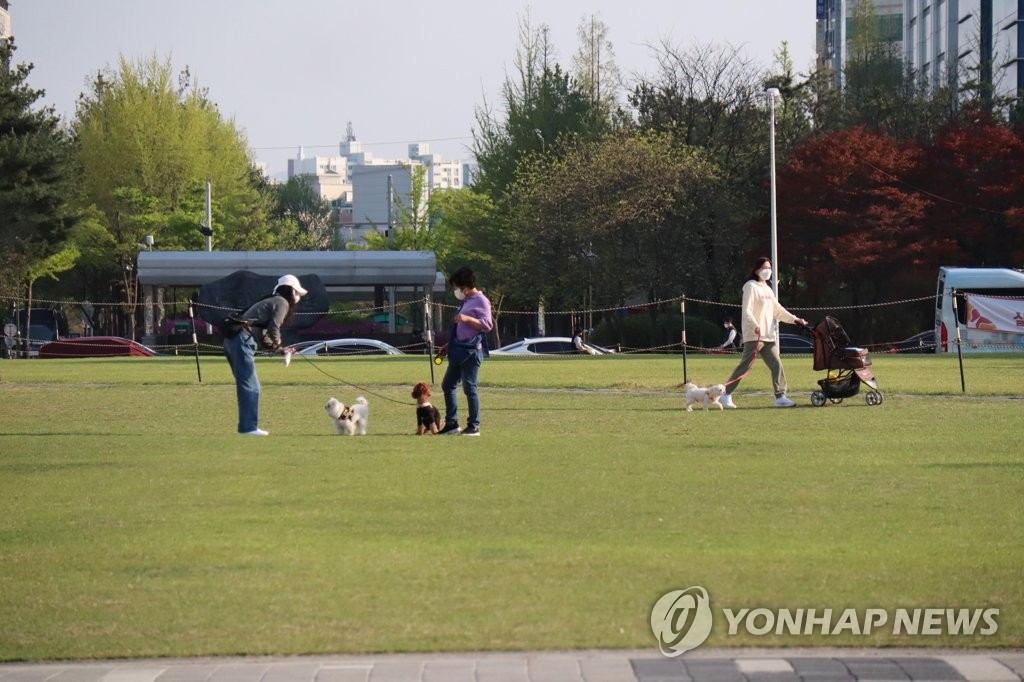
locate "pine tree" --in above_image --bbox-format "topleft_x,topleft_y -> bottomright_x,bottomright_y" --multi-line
0,38 -> 78,296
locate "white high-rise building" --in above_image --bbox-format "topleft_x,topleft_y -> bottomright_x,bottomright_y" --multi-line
286,126 -> 471,247
816,0 -> 1023,104
816,0 -> 905,87
408,143 -> 464,191
287,147 -> 351,204
0,0 -> 11,40
904,0 -> 1023,102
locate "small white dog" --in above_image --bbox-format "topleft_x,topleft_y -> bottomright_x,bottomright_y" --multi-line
684,382 -> 727,412
324,396 -> 370,435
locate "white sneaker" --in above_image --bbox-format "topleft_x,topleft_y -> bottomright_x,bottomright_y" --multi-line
240,428 -> 269,436
720,394 -> 737,409
774,395 -> 796,408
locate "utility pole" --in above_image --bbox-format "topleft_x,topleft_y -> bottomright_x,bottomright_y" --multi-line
204,181 -> 212,252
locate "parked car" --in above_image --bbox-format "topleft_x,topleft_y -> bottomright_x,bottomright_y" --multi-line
888,330 -> 936,354
288,338 -> 404,356
38,336 -> 158,358
490,337 -> 615,356
778,333 -> 814,354
5,307 -> 70,357
366,312 -> 410,326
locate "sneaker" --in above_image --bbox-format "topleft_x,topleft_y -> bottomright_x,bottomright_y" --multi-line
438,422 -> 461,435
720,394 -> 738,409
459,426 -> 481,436
774,395 -> 797,408
240,428 -> 269,436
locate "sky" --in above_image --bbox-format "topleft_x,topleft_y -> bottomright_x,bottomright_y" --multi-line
12,1 -> 818,179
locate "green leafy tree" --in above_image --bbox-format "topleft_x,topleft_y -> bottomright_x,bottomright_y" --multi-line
274,175 -> 333,249
71,55 -> 279,298
630,40 -> 778,280
23,244 -> 80,337
0,38 -> 78,297
571,14 -> 623,123
427,188 -> 496,278
472,11 -> 607,200
503,130 -> 728,317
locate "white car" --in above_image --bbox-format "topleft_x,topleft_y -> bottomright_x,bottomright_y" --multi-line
288,338 -> 404,356
490,336 -> 615,356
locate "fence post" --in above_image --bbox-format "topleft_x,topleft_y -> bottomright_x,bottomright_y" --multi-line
681,297 -> 688,384
951,288 -> 966,393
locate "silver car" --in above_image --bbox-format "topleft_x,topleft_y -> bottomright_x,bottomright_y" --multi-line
288,338 -> 404,356
490,337 -> 615,355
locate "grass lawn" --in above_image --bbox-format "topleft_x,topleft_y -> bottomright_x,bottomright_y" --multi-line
0,352 -> 1021,660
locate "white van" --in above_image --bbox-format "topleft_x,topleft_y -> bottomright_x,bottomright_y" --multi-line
935,267 -> 1024,352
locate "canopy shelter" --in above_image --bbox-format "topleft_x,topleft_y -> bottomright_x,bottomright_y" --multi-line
136,250 -> 444,342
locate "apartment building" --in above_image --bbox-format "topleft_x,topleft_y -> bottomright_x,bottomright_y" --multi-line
287,130 -> 469,247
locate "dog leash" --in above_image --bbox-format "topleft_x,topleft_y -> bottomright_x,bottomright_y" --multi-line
721,332 -> 761,388
291,352 -> 417,406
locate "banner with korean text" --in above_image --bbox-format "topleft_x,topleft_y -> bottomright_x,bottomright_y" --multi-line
964,294 -> 1024,334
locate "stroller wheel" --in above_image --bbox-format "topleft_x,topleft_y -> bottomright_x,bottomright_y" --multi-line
830,397 -> 844,404
865,390 -> 883,406
811,390 -> 826,407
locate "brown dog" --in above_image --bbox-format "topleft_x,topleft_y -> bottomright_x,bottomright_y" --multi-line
412,382 -> 441,435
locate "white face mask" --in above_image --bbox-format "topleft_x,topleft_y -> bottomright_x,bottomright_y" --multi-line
291,291 -> 301,305
453,288 -> 466,301
758,268 -> 772,281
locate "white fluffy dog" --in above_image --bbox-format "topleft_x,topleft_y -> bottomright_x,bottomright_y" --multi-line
324,396 -> 370,435
684,382 -> 727,412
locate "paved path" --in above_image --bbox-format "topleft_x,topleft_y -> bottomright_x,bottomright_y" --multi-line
1,650 -> 1021,682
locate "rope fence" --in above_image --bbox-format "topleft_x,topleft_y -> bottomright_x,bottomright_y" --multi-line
2,289 -> 1022,357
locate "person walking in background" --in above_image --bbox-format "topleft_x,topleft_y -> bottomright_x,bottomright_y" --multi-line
223,274 -> 307,435
721,258 -> 808,409
715,318 -> 738,351
437,267 -> 493,436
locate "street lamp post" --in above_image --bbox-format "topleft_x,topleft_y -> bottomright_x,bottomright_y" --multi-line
766,87 -> 782,299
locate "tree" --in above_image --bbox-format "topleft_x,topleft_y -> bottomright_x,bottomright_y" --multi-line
572,14 -> 623,122
472,11 -> 606,200
918,112 -> 1024,266
275,175 -> 333,249
775,126 -> 935,337
0,38 -> 78,297
71,55 -> 278,300
841,0 -> 955,141
503,130 -> 728,317
630,40 -> 779,282
23,244 -> 80,342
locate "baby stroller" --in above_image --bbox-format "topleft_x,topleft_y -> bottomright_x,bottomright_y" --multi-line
809,316 -> 883,407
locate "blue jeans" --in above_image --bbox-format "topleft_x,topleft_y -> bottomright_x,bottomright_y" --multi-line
442,352 -> 482,429
223,332 -> 261,433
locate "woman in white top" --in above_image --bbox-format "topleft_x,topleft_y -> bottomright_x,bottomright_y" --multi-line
715,319 -> 738,350
721,258 -> 808,409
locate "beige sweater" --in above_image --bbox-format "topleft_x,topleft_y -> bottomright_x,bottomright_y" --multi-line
740,279 -> 799,343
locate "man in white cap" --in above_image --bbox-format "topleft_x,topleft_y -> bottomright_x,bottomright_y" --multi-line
223,274 -> 308,435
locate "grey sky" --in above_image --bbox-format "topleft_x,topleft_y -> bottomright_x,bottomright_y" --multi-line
13,1 -> 816,178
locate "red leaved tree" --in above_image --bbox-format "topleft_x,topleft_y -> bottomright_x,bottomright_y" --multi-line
917,111 -> 1024,267
774,127 -> 936,339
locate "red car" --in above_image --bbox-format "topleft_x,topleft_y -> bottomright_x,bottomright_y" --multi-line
38,336 -> 158,358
